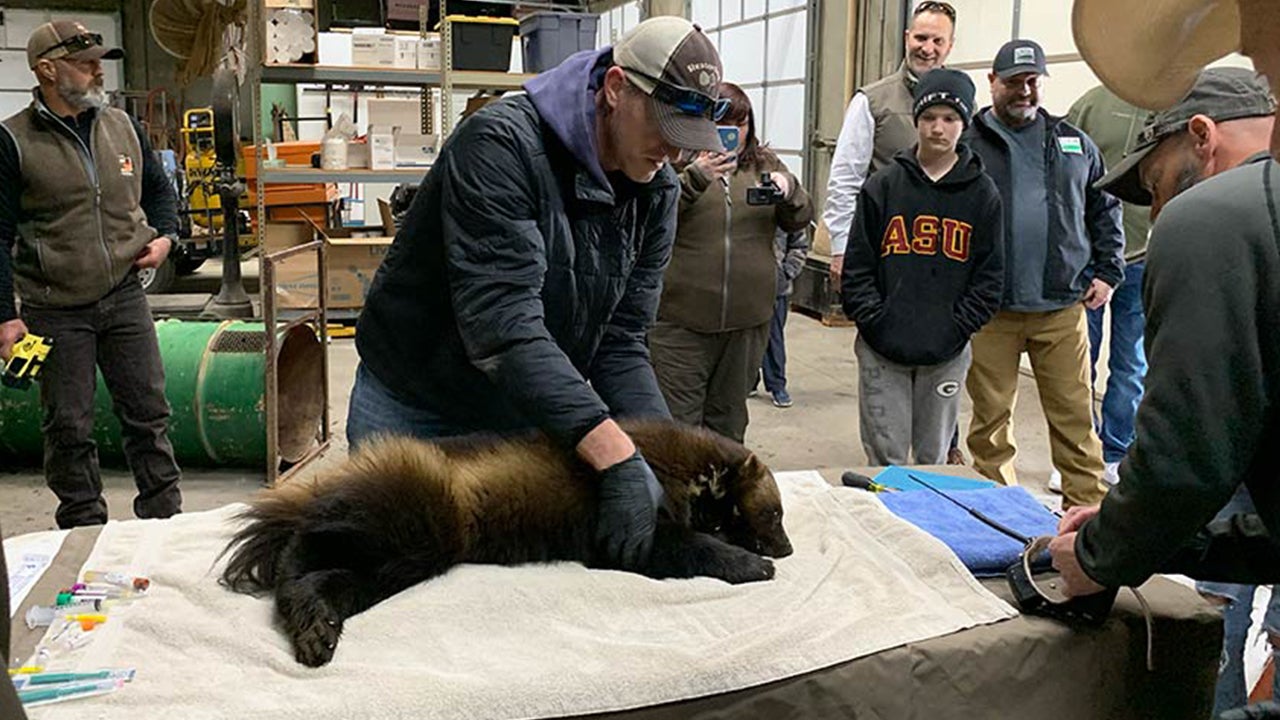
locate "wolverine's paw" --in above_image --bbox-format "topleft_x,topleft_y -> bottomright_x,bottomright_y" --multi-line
720,553 -> 775,584
289,612 -> 343,667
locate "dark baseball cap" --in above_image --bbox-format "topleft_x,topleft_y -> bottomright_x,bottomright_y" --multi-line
1097,67 -> 1276,205
613,16 -> 725,152
993,39 -> 1048,79
27,20 -> 123,69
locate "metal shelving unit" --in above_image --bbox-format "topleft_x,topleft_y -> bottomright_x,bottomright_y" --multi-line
260,167 -> 430,183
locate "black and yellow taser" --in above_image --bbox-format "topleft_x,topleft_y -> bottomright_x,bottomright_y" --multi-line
2,334 -> 53,390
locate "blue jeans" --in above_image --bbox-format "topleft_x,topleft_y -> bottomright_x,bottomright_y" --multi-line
761,295 -> 788,393
1197,487 -> 1280,717
1087,261 -> 1147,463
346,363 -> 477,449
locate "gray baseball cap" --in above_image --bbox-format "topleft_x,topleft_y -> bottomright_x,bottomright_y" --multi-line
27,20 -> 123,69
613,17 -> 725,152
1097,67 -> 1275,205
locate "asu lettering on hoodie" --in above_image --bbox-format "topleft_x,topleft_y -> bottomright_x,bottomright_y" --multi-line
878,214 -> 973,262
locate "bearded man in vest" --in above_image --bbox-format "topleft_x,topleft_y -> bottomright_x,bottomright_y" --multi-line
0,21 -> 183,528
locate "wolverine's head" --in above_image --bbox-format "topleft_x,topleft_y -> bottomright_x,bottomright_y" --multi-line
713,453 -> 793,558
625,420 -> 795,559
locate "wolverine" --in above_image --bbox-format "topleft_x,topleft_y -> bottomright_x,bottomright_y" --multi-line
220,419 -> 794,667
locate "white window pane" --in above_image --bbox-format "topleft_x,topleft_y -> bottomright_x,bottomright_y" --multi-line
763,83 -> 804,149
720,22 -> 766,85
622,2 -> 641,32
765,10 -> 806,81
597,13 -> 611,47
1017,1 -> 1074,55
0,91 -> 30,121
744,0 -> 767,21
770,0 -> 806,10
7,10 -> 52,49
691,0 -> 720,30
745,86 -> 765,136
774,152 -> 803,182
967,69 -> 991,113
945,0 -> 1014,67
723,0 -> 743,24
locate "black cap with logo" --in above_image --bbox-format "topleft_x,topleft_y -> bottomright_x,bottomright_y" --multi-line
992,39 -> 1048,79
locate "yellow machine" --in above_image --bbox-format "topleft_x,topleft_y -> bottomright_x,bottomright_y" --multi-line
181,108 -> 223,231
1,334 -> 53,390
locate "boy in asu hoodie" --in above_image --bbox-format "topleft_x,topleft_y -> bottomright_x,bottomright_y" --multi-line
350,18 -> 726,571
841,69 -> 1004,465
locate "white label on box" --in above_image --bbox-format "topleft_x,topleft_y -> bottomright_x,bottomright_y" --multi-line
352,34 -> 396,67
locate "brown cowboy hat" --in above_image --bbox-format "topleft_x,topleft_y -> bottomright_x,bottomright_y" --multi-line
1072,0 -> 1242,110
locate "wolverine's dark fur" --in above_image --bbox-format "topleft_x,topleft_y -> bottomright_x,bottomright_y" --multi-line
219,419 -> 793,667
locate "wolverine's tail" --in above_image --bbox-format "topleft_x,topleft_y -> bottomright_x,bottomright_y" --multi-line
219,492 -> 311,595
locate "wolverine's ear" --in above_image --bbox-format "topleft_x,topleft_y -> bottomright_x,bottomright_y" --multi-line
737,453 -> 764,490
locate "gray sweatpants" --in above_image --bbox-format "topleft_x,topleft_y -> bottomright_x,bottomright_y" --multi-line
854,335 -> 972,466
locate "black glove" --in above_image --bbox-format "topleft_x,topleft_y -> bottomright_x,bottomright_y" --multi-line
596,451 -> 665,569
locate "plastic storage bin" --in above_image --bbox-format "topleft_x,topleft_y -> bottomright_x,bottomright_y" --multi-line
445,15 -> 517,71
519,12 -> 599,73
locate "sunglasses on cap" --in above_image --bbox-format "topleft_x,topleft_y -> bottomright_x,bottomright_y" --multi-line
914,1 -> 956,20
623,67 -> 731,121
38,32 -> 104,59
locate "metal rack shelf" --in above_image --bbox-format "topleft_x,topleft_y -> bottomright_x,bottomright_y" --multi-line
260,167 -> 431,183
261,64 -> 441,86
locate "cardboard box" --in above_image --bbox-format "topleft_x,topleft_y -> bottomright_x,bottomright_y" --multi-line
418,34 -> 442,71
352,32 -> 396,67
394,36 -> 418,69
368,126 -> 397,170
367,98 -> 420,132
265,224 -> 393,309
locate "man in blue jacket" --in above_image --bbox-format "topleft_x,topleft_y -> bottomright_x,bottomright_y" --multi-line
962,40 -> 1124,508
350,17 -> 725,570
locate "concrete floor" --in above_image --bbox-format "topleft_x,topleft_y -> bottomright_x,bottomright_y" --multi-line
0,261 -> 1067,538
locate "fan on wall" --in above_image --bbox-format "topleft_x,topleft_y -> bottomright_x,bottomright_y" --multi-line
149,0 -> 248,83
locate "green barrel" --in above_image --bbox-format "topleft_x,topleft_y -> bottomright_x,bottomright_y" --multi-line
0,320 -> 323,468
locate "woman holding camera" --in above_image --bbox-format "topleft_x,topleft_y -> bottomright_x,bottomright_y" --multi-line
649,82 -> 812,443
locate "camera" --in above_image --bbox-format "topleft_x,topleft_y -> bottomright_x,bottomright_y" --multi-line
746,173 -> 785,206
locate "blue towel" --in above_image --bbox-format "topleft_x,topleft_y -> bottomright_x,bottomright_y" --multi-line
879,485 -> 1059,577
873,465 -> 997,492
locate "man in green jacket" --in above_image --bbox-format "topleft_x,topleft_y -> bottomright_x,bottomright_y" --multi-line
1066,86 -> 1152,489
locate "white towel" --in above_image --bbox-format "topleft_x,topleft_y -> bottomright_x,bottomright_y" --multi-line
28,471 -> 1016,720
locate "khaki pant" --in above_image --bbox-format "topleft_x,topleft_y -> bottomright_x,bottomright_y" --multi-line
965,305 -> 1107,507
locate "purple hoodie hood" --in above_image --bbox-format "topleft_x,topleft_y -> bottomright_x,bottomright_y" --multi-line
524,47 -> 613,191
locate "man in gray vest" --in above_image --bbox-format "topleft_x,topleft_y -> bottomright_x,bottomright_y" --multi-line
823,0 -> 956,282
0,21 -> 183,528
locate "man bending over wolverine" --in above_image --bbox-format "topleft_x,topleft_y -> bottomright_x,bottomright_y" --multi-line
220,19 -> 794,668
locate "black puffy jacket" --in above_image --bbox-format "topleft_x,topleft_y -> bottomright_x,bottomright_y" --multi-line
356,49 -> 677,447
